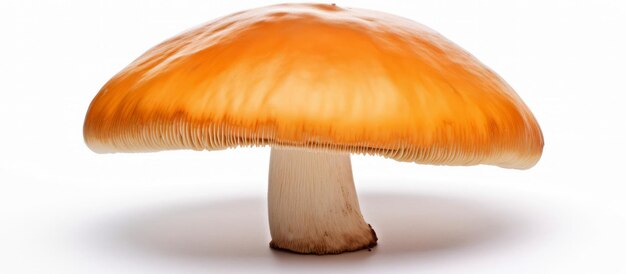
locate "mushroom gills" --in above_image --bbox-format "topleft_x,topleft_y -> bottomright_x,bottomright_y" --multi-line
268,147 -> 377,254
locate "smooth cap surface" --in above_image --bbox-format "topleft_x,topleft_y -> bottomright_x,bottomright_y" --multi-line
84,3 -> 544,169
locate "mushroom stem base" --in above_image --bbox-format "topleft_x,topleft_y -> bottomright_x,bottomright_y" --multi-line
268,147 -> 377,255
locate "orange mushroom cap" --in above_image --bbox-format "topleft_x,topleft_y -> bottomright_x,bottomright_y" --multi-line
84,3 -> 543,169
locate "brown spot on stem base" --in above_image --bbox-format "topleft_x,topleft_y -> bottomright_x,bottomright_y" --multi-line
269,224 -> 378,255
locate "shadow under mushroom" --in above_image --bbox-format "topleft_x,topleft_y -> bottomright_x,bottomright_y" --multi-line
89,191 -> 525,266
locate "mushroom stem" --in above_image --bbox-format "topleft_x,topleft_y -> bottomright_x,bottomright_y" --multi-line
268,147 -> 377,255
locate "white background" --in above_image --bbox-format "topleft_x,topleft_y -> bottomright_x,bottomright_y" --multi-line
1,0 -> 625,273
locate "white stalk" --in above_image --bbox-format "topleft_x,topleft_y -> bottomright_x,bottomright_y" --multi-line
268,147 -> 377,254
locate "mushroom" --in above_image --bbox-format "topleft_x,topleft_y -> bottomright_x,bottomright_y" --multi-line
83,3 -> 544,255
